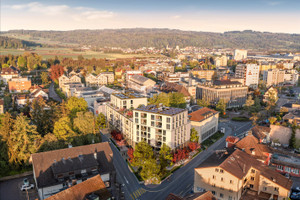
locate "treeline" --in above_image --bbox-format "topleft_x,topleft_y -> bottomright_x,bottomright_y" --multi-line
4,29 -> 300,50
0,36 -> 41,49
0,96 -> 106,177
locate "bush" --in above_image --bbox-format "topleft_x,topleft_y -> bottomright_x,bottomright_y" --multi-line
232,117 -> 250,122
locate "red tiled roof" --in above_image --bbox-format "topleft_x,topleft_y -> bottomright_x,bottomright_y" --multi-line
189,107 -> 218,122
226,136 -> 240,144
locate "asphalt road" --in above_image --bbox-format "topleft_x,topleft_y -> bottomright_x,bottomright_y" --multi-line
49,82 -> 62,102
103,120 -> 253,200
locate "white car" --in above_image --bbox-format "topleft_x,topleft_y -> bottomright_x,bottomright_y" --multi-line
21,184 -> 34,191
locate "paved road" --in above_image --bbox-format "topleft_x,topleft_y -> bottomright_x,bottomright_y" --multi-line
104,120 -> 252,200
49,82 -> 62,102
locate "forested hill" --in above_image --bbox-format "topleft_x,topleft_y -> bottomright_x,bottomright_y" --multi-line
0,36 -> 42,49
3,29 -> 300,50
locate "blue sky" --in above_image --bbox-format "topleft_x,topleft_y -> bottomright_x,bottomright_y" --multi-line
2,0 -> 300,33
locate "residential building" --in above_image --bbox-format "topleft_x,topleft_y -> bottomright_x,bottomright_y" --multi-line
160,82 -> 191,102
191,69 -> 216,81
250,126 -> 271,144
235,64 -> 259,88
58,74 -> 81,89
44,175 -> 111,200
139,63 -> 175,73
225,136 -> 239,149
73,87 -> 105,107
0,66 -> 19,84
214,55 -> 228,67
0,99 -> 4,114
272,153 -> 300,177
233,49 -> 247,60
194,149 -> 292,200
284,69 -> 298,85
269,125 -> 293,146
8,77 -> 31,92
282,110 -> 300,125
127,74 -> 156,94
263,69 -> 285,86
105,92 -> 148,145
31,142 -> 115,200
125,70 -> 143,83
94,97 -> 110,115
85,72 -> 114,87
189,107 -> 219,143
263,87 -> 278,104
133,105 -> 191,150
196,80 -> 248,108
166,191 -> 216,200
259,62 -> 277,73
61,83 -> 85,97
163,72 -> 190,83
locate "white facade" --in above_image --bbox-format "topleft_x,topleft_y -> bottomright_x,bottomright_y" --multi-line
234,49 -> 247,60
235,64 -> 259,88
263,69 -> 285,86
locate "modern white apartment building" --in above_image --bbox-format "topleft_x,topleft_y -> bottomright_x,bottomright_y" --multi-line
214,55 -> 228,67
105,92 -> 148,145
284,69 -> 298,85
133,105 -> 191,150
58,74 -> 81,89
235,64 -> 260,88
85,72 -> 114,87
233,49 -> 247,60
263,69 -> 285,86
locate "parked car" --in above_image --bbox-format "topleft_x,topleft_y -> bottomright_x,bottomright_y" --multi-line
21,184 -> 34,191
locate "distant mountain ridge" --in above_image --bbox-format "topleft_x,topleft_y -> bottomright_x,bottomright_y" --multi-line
2,29 -> 300,50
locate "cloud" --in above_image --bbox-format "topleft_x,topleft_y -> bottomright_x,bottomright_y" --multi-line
5,2 -> 114,18
267,1 -> 282,6
171,15 -> 181,19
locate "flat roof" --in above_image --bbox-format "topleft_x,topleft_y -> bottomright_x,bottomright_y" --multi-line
135,105 -> 185,116
113,92 -> 146,99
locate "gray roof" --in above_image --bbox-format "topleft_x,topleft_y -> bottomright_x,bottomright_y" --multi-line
130,74 -> 151,84
135,105 -> 186,116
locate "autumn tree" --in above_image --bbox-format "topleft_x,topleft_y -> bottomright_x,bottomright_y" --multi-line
197,99 -> 210,107
188,142 -> 200,151
66,97 -> 88,118
50,64 -> 64,82
216,99 -> 227,115
127,147 -> 134,162
190,128 -> 199,143
7,114 -> 42,166
140,159 -> 160,183
41,72 -> 49,85
73,112 -> 96,135
268,117 -> 277,125
95,113 -> 107,129
53,117 -> 77,141
244,95 -> 254,110
132,141 -> 154,167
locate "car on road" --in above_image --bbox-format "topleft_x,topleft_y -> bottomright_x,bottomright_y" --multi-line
21,184 -> 34,191
23,178 -> 29,186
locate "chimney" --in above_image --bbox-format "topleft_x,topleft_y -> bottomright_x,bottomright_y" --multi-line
94,152 -> 97,160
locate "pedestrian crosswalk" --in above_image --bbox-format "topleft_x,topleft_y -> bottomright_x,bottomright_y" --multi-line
130,188 -> 146,199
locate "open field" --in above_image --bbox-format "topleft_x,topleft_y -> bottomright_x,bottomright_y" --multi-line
0,47 -> 163,59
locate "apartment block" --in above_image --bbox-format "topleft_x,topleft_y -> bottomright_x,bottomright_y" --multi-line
194,149 -> 292,200
214,55 -> 228,67
58,74 -> 81,89
127,74 -> 156,94
196,80 -> 248,108
191,69 -> 216,81
189,107 -> 219,143
284,69 -> 298,85
133,105 -> 191,150
85,72 -> 114,86
263,69 -> 285,87
235,64 -> 259,88
8,77 -> 31,92
139,63 -> 175,73
105,92 -> 148,145
0,66 -> 19,84
234,49 -> 247,60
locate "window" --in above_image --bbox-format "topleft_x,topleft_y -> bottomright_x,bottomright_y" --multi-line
212,191 -> 216,195
244,178 -> 247,183
220,169 -> 224,173
251,169 -> 255,173
135,112 -> 138,117
285,167 -> 291,173
251,177 -> 255,181
230,180 -> 233,184
131,100 -> 133,104
277,165 -> 283,171
220,193 -> 224,198
163,137 -> 166,142
212,175 -> 216,179
221,177 -> 224,182
163,130 -> 166,136
215,168 -> 219,172
250,184 -> 254,189
167,117 -> 171,123
151,121 -> 154,126
167,124 -> 170,130
274,187 -> 279,192
291,168 -> 299,174
212,184 -> 216,187
135,119 -> 138,123
229,196 -> 233,200
263,187 -> 267,191
151,115 -> 154,120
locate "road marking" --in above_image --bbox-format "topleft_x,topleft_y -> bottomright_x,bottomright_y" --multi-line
133,191 -> 137,199
130,194 -> 134,200
124,176 -> 129,184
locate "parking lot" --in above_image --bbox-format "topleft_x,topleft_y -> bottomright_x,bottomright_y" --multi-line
0,175 -> 39,200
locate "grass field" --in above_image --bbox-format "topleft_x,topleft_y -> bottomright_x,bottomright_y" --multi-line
0,47 -> 163,60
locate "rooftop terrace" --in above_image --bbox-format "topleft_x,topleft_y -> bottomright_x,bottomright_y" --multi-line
135,105 -> 185,116
113,92 -> 146,99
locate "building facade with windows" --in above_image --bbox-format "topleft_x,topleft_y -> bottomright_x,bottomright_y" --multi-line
233,49 -> 247,60
132,105 -> 191,150
194,149 -> 292,200
189,107 -> 219,143
235,64 -> 260,89
263,69 -> 285,87
85,72 -> 114,87
8,77 -> 32,92
196,80 -> 248,108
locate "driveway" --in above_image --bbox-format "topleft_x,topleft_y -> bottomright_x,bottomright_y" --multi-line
49,82 -> 62,102
0,175 -> 39,200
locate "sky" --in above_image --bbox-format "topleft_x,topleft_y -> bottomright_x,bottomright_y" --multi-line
1,0 -> 300,33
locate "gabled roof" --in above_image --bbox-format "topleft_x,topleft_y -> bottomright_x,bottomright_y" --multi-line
197,149 -> 293,190
45,175 -> 110,200
251,126 -> 270,140
31,142 -> 114,188
166,191 -> 216,200
161,82 -> 191,97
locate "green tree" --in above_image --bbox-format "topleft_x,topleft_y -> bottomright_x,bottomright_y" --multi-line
149,93 -> 170,107
66,97 -> 88,117
250,112 -> 260,125
132,141 -> 154,167
169,93 -> 186,108
140,159 -> 160,183
96,113 -> 107,129
216,99 -> 226,115
190,128 -> 199,143
197,99 -> 210,107
41,72 -> 49,85
53,117 -> 77,141
289,126 -> 296,149
73,112 -> 96,135
17,56 -> 27,70
7,114 -> 42,166
244,95 -> 254,110
159,144 -> 173,171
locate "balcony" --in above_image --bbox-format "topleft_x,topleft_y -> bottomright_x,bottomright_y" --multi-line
141,119 -> 147,125
156,116 -> 162,122
141,114 -> 147,118
156,122 -> 162,128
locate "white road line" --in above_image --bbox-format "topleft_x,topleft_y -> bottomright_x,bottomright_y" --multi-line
124,176 -> 129,184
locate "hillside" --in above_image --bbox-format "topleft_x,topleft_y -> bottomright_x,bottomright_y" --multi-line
2,29 -> 300,50
0,36 -> 42,49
